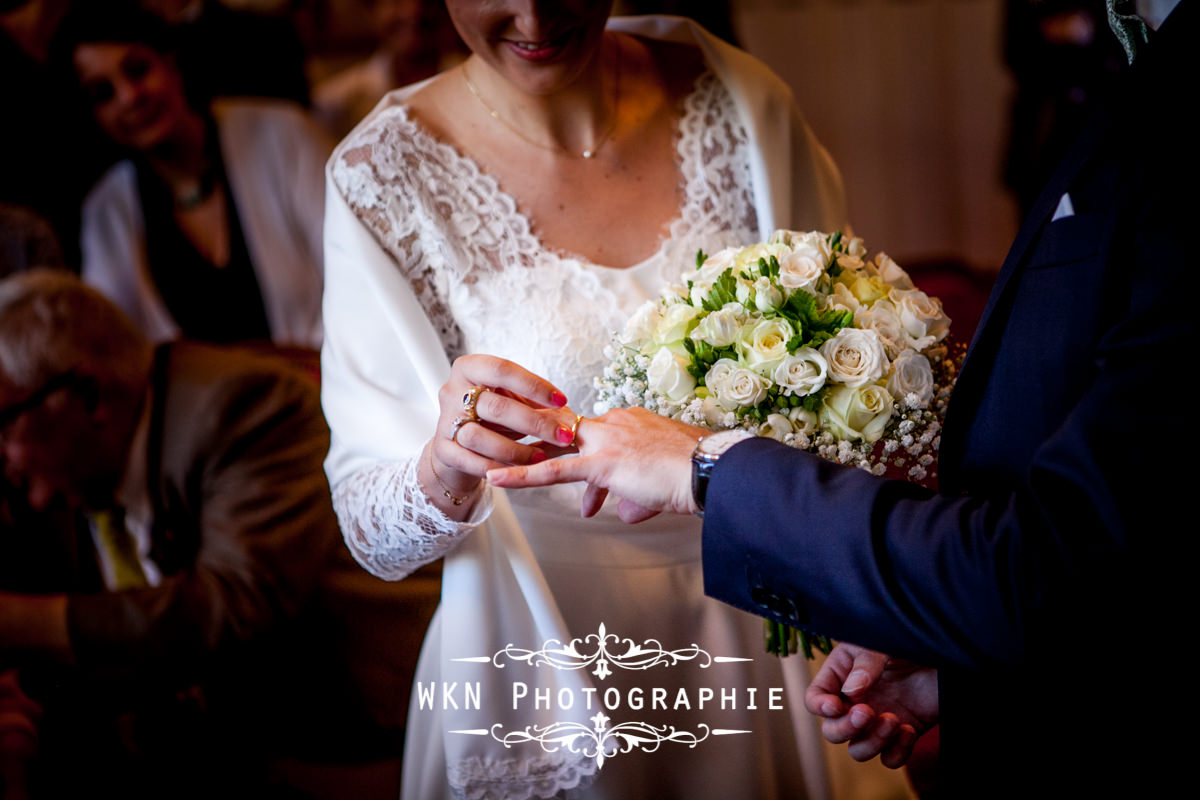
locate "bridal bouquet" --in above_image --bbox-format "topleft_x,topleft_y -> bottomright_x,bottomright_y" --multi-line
595,230 -> 963,657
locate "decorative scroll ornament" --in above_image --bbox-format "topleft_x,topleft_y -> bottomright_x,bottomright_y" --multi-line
454,622 -> 750,681
453,714 -> 750,770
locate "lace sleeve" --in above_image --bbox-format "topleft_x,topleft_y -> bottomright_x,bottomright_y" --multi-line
331,457 -> 494,581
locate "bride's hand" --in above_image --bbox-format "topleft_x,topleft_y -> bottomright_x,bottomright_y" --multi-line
424,355 -> 579,510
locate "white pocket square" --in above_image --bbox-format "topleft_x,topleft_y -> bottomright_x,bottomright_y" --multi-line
1051,192 -> 1075,221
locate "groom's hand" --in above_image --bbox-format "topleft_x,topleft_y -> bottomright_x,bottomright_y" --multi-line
805,643 -> 939,769
487,407 -> 705,521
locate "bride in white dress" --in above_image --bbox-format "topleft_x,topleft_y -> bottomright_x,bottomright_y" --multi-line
321,5 -> 848,799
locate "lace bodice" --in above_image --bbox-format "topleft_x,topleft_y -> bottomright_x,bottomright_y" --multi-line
329,71 -> 759,580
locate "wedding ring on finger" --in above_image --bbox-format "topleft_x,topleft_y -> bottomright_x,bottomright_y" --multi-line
569,413 -> 585,442
449,415 -> 473,444
462,385 -> 486,416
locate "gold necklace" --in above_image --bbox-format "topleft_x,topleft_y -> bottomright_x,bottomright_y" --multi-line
462,45 -> 620,160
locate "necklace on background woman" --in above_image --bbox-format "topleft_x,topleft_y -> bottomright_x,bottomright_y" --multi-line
462,43 -> 621,160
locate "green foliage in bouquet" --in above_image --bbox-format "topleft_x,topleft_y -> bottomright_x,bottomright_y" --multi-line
595,230 -> 965,656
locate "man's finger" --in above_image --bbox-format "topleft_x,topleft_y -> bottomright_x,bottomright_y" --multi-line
488,457 -> 593,489
582,484 -> 609,517
616,498 -> 660,523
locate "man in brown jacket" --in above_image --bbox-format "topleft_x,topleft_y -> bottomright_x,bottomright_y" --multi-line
0,271 -> 437,798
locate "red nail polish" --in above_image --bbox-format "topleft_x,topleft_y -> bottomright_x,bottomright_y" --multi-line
550,390 -> 568,408
556,426 -> 573,445
530,451 -> 547,464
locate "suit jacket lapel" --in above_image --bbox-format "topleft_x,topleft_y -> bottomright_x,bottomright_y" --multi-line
938,97 -> 1114,479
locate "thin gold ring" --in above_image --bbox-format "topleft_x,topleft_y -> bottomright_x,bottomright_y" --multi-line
462,385 -> 486,415
569,413 -> 585,441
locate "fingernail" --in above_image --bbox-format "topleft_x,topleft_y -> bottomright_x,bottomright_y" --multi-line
843,669 -> 870,695
876,717 -> 897,737
821,700 -> 840,717
556,426 -> 574,445
849,707 -> 871,728
550,390 -> 568,408
530,451 -> 547,464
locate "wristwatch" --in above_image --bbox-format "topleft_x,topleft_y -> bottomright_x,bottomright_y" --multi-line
691,430 -> 756,516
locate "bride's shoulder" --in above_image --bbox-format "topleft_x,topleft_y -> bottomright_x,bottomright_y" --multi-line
329,72 -> 464,192
623,34 -> 706,104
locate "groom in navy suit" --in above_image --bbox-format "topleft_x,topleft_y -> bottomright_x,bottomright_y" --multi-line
492,0 -> 1197,795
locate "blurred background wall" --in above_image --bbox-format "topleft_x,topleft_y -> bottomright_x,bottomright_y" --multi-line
732,0 -> 1019,275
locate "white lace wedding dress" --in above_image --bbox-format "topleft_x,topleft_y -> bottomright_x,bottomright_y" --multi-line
321,17 -> 850,800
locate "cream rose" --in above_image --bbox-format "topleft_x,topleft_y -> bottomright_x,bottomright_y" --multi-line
691,303 -> 746,348
890,287 -> 951,350
690,246 -> 738,287
716,367 -> 770,408
622,300 -> 663,345
886,350 -> 935,408
854,300 -> 908,359
759,413 -> 794,442
653,302 -> 702,346
820,384 -> 895,443
788,407 -> 820,435
704,357 -> 740,400
753,276 -> 783,313
737,317 -> 795,376
773,347 -> 828,396
777,244 -> 827,293
872,253 -> 914,290
820,328 -> 889,387
734,242 -> 789,273
829,282 -> 861,314
646,347 -> 696,402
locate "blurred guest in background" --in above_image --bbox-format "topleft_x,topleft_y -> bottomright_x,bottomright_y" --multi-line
313,0 -> 465,138
1,0 -> 116,269
139,0 -> 311,105
0,204 -> 67,278
0,271 -> 438,799
57,2 -> 329,348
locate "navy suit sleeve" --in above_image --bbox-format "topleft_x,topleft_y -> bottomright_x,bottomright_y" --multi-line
703,97 -> 1195,670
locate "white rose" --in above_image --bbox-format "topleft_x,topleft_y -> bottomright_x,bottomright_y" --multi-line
753,276 -> 783,312
854,300 -> 908,359
734,279 -> 753,306
691,303 -> 746,347
737,317 -> 795,376
716,367 -> 770,408
704,357 -> 740,401
820,384 -> 895,443
653,302 -> 702,346
622,300 -> 663,345
886,350 -> 935,408
788,407 -> 820,435
890,288 -> 951,350
773,347 -> 828,396
646,347 -> 696,402
844,236 -> 867,259
734,242 -> 790,273
829,282 -> 861,314
697,396 -> 730,426
694,246 -> 737,280
837,253 -> 865,272
872,253 -> 914,290
820,328 -> 890,388
777,245 -> 827,293
759,413 -> 794,442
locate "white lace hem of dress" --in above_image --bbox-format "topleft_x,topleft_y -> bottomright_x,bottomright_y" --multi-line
331,456 -> 493,580
448,753 -> 598,800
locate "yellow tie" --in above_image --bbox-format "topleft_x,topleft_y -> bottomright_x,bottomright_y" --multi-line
91,508 -> 149,590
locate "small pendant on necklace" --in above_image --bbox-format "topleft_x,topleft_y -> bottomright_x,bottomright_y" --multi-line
582,149 -> 594,159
